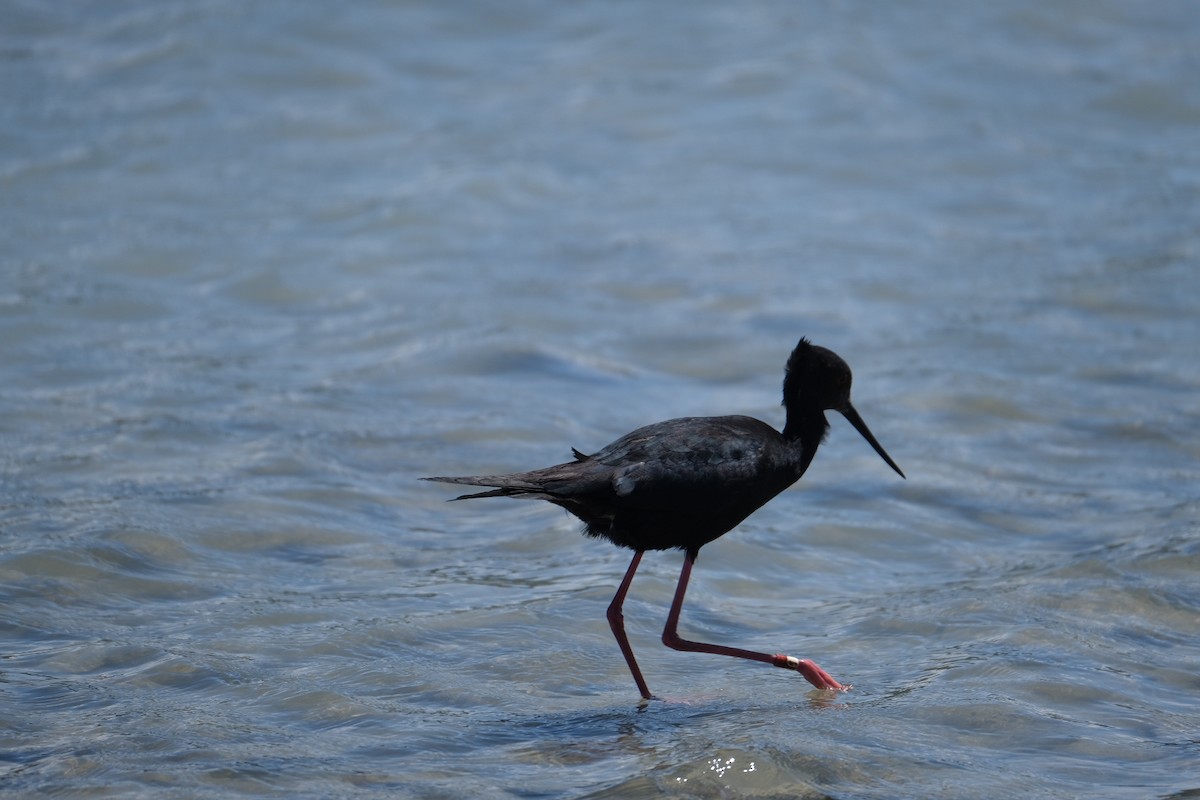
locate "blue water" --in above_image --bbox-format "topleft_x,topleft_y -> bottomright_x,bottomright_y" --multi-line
2,2 -> 1198,798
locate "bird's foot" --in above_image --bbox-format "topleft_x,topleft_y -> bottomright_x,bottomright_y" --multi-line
772,654 -> 850,691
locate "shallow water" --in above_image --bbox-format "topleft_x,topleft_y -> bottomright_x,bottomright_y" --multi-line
2,1 -> 1198,798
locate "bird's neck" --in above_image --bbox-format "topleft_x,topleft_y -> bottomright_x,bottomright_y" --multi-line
783,410 -> 828,476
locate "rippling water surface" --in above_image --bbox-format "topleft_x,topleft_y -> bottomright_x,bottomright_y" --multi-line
2,2 -> 1198,798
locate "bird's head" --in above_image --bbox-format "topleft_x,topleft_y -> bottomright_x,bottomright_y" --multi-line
784,338 -> 905,478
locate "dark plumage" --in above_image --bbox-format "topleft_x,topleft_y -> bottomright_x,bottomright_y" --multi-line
425,337 -> 904,699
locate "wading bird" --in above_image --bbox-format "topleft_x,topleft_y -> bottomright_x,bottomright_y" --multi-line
425,338 -> 904,699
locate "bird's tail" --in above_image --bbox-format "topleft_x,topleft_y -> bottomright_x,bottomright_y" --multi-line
421,474 -> 550,501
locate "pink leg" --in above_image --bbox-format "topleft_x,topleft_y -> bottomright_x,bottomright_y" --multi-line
607,550 -> 653,700
661,552 -> 847,691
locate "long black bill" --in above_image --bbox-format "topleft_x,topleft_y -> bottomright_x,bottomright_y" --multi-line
840,402 -> 905,479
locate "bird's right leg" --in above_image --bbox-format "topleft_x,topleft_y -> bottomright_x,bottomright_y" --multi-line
661,552 -> 846,691
607,550 -> 653,700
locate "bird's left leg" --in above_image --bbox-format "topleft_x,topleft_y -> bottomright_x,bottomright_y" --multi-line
660,551 -> 846,691
607,550 -> 653,700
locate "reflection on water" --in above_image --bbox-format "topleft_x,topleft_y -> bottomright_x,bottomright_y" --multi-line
2,1 -> 1198,798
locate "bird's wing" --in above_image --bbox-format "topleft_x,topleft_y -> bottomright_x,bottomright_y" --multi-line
589,416 -> 782,506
